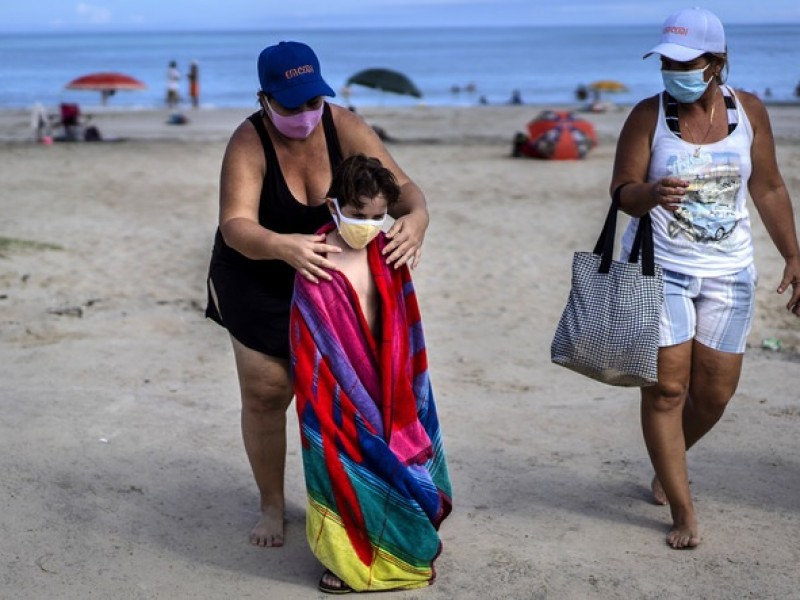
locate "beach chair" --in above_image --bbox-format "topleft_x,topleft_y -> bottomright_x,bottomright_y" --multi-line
55,102 -> 85,141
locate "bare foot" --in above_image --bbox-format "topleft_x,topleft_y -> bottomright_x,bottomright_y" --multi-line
666,513 -> 700,549
249,504 -> 284,547
319,570 -> 352,594
651,476 -> 668,506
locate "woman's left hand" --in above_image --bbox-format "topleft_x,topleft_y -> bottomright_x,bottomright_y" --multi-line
777,259 -> 800,315
383,210 -> 429,269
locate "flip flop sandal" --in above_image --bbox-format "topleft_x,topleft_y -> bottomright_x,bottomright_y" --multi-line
318,570 -> 353,595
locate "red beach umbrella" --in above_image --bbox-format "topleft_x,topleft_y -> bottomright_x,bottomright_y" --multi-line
65,72 -> 147,104
519,110 -> 597,160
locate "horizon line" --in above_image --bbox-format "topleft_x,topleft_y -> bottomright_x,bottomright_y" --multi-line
3,20 -> 800,35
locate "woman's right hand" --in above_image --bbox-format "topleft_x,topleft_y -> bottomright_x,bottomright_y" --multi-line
279,233 -> 341,283
651,177 -> 689,212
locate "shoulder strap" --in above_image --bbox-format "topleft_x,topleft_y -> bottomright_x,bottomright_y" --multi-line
721,85 -> 739,134
320,103 -> 344,170
664,92 -> 681,138
247,111 -> 279,165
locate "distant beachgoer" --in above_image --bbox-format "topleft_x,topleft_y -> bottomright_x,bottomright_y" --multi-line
611,7 -> 800,550
188,60 -> 200,108
166,60 -> 180,108
575,84 -> 589,102
511,131 -> 528,157
371,124 -> 392,141
203,40 -> 430,552
340,84 -> 352,109
167,113 -> 189,125
509,89 -> 522,105
100,89 -> 116,105
80,115 -> 102,141
30,102 -> 49,142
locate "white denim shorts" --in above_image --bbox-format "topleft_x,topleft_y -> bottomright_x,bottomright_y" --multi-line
660,264 -> 758,354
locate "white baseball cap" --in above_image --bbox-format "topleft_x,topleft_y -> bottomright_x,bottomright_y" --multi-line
643,7 -> 726,62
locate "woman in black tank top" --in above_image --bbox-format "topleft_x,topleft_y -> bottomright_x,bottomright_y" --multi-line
202,41 -> 431,576
205,103 -> 340,358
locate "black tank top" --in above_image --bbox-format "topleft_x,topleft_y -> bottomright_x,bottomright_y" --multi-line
209,103 -> 342,296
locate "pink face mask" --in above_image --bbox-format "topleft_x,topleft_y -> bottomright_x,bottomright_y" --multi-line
266,99 -> 323,139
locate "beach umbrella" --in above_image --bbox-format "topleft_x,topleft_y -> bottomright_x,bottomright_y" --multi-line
65,72 -> 147,105
517,110 -> 597,160
346,68 -> 422,98
588,80 -> 629,93
587,80 -> 629,104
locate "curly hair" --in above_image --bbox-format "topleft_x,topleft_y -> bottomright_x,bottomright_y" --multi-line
327,154 -> 400,210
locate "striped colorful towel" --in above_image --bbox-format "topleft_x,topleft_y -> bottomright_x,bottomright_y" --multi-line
290,226 -> 452,592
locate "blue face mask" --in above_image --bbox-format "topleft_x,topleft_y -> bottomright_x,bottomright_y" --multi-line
662,64 -> 711,103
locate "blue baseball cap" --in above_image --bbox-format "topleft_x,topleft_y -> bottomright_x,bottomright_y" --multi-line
257,41 -> 335,109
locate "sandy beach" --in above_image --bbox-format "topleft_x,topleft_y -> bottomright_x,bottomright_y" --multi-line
1,102 -> 799,599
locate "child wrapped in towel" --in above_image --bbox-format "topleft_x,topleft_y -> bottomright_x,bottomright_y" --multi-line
290,154 -> 452,594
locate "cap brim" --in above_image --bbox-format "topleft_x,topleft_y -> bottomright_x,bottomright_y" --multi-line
642,43 -> 705,62
271,80 -> 336,109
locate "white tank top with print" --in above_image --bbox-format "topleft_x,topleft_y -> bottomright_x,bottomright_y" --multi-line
621,85 -> 755,277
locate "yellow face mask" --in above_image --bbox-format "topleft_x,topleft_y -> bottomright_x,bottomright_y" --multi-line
331,198 -> 386,249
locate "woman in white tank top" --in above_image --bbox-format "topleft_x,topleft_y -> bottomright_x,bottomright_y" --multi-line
609,8 -> 800,549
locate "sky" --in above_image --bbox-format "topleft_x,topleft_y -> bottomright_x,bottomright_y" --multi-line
1,0 -> 799,32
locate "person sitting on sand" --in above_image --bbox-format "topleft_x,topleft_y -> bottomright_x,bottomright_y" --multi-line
290,154 -> 452,594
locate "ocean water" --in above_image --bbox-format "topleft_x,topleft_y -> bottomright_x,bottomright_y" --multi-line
1,25 -> 798,111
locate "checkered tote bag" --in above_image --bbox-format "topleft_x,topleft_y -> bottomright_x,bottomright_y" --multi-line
550,191 -> 663,387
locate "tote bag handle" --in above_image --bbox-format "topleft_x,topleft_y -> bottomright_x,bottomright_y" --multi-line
593,184 -> 656,277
